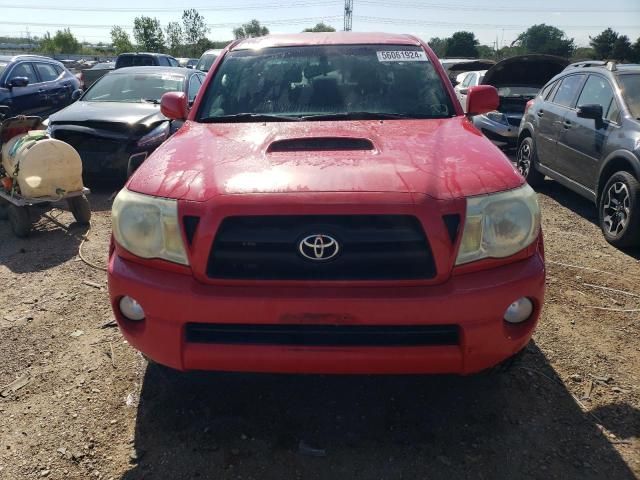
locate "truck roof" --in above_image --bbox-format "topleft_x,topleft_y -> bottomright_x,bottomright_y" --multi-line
232,32 -> 422,51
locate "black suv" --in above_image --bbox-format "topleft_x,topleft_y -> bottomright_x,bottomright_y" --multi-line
517,62 -> 640,247
0,54 -> 81,117
115,53 -> 179,69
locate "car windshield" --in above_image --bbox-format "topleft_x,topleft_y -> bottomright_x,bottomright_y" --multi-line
196,54 -> 218,72
197,45 -> 454,121
0,62 -> 7,76
618,73 -> 640,119
83,72 -> 184,103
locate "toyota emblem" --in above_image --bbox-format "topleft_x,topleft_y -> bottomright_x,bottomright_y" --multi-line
298,234 -> 340,261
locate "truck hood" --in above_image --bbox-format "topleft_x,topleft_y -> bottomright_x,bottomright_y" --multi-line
127,117 -> 523,202
481,54 -> 569,88
48,101 -> 166,129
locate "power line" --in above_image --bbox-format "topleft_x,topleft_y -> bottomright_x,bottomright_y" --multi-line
0,1 -> 341,13
359,0 -> 640,13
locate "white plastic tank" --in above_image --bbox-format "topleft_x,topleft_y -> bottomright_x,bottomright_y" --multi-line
2,131 -> 83,198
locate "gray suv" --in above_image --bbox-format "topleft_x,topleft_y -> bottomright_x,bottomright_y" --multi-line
517,62 -> 640,248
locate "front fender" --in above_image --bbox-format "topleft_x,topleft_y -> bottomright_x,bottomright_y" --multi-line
597,149 -> 640,196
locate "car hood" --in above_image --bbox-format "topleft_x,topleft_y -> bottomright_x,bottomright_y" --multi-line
482,54 -> 569,88
48,101 -> 166,129
127,117 -> 522,202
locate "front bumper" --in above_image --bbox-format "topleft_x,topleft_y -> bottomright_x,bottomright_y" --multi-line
108,248 -> 545,375
472,116 -> 519,146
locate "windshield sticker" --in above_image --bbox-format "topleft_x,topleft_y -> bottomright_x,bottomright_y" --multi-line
377,51 -> 428,62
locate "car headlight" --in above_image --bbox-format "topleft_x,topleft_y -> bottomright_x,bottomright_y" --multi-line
136,122 -> 170,149
456,184 -> 540,265
112,189 -> 189,265
485,111 -> 509,125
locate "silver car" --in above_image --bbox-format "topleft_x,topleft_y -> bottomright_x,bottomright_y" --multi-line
472,54 -> 568,148
454,70 -> 487,112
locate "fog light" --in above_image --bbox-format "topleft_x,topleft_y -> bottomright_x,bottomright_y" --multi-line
504,297 -> 533,324
119,296 -> 145,321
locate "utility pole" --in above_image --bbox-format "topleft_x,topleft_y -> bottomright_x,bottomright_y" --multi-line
344,0 -> 353,32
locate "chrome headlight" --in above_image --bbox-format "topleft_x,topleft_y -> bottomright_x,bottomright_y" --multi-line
485,111 -> 509,125
112,189 -> 189,265
456,184 -> 540,265
136,122 -> 170,149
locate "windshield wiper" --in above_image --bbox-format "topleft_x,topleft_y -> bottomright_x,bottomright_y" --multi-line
200,113 -> 301,123
300,112 -> 429,121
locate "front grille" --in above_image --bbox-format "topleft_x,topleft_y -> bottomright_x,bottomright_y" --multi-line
185,323 -> 459,346
207,215 -> 435,280
53,130 -> 122,153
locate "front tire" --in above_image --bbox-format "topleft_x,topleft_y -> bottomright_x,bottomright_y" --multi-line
599,171 -> 640,248
8,205 -> 31,237
516,137 -> 545,188
67,195 -> 91,225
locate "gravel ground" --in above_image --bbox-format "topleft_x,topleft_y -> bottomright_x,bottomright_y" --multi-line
0,178 -> 639,480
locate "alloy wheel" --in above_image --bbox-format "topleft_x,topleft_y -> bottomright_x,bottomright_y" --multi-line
602,182 -> 631,236
516,141 -> 532,178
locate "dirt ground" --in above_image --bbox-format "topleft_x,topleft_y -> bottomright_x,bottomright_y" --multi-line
0,177 -> 639,480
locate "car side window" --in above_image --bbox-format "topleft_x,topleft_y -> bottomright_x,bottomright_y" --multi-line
168,57 -> 179,67
9,62 -> 39,84
539,81 -> 555,100
462,73 -> 475,87
576,75 -> 614,115
159,56 -> 170,66
552,75 -> 585,107
188,75 -> 203,103
35,63 -> 60,82
606,97 -> 620,123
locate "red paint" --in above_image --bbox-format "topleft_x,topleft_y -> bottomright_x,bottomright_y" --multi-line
109,32 -> 545,374
466,85 -> 500,116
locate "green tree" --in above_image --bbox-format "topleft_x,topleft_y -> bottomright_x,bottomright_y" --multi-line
571,47 -> 596,61
133,16 -> 165,52
233,19 -> 269,39
428,37 -> 447,57
611,35 -> 632,61
182,9 -> 209,48
110,26 -> 133,54
445,31 -> 479,58
515,24 -> 575,57
632,37 -> 640,63
589,28 -> 618,60
303,22 -> 336,33
477,45 -> 496,59
39,29 -> 80,54
165,22 -> 184,56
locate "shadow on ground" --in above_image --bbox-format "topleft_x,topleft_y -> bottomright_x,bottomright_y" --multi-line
121,344 -> 636,480
537,179 -> 640,260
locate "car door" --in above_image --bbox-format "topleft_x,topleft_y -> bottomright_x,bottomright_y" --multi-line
536,74 -> 586,173
557,74 -> 618,189
5,62 -> 45,116
34,62 -> 71,117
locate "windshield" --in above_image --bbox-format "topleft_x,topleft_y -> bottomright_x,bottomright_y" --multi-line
497,86 -> 539,97
0,62 -> 7,77
83,72 -> 184,103
196,53 -> 218,72
197,45 -> 453,121
618,73 -> 640,119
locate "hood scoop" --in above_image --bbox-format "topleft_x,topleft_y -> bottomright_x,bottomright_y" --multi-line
268,137 -> 375,153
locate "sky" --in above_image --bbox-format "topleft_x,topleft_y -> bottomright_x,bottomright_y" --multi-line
0,0 -> 639,48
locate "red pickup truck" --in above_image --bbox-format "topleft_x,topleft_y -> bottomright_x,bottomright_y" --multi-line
108,32 -> 545,375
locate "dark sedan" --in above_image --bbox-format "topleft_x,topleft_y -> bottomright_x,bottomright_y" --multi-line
0,54 -> 81,118
48,66 -> 205,180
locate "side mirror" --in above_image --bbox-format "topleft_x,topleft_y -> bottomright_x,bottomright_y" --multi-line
160,91 -> 189,120
466,85 -> 499,116
459,88 -> 469,95
186,65 -> 194,69
7,76 -> 29,89
577,104 -> 603,120
71,89 -> 83,101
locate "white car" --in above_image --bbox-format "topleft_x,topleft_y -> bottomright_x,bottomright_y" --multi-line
455,70 -> 487,112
